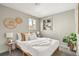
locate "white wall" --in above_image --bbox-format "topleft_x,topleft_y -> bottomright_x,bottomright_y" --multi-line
0,5 -> 40,53
76,4 -> 79,56
40,10 -> 76,44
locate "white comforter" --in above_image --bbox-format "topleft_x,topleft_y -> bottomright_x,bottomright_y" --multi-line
16,38 -> 59,56
28,38 -> 52,46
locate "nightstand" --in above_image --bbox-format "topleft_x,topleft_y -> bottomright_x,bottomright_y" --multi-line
6,41 -> 16,55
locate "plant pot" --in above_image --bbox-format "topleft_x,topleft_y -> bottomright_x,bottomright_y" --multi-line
68,41 -> 74,51
68,41 -> 71,47
70,44 -> 74,51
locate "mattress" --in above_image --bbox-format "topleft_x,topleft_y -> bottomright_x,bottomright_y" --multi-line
16,38 -> 59,56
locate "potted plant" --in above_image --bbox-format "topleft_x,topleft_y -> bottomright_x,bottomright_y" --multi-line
63,33 -> 77,52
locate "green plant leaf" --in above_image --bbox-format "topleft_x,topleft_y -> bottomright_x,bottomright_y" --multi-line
63,32 -> 77,47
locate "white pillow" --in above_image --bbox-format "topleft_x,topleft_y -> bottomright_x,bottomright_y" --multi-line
17,33 -> 22,41
29,33 -> 37,40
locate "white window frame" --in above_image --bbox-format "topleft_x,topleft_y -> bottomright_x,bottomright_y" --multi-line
28,18 -> 36,31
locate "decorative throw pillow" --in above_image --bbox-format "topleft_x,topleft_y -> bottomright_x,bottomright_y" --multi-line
17,32 -> 30,41
21,33 -> 26,41
17,32 -> 37,41
17,33 -> 22,41
24,32 -> 29,41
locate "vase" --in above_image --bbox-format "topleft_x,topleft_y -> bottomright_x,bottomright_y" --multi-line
68,41 -> 74,51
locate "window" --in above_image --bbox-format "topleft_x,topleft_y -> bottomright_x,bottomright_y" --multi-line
28,18 -> 36,30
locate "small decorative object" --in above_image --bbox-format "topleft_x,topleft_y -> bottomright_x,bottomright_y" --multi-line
63,33 -> 77,52
42,16 -> 53,30
4,17 -> 17,29
15,17 -> 22,24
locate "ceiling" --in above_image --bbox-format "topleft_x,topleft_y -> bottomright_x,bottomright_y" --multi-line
1,3 -> 76,18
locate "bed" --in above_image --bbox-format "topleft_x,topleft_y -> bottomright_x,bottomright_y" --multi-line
16,37 -> 59,56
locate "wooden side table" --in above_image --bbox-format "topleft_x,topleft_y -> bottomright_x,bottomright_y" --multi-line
6,42 -> 15,55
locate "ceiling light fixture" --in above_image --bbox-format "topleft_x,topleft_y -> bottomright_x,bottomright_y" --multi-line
34,3 -> 40,6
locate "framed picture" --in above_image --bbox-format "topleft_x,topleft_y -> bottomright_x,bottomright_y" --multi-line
41,16 -> 53,31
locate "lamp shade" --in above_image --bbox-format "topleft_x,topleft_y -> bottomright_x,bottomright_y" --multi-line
6,32 -> 13,38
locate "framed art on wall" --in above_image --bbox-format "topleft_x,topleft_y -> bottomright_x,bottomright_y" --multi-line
41,16 -> 53,31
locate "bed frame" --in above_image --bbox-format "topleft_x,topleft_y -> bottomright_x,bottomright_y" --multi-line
16,44 -> 59,56
16,44 -> 32,56
51,47 -> 59,56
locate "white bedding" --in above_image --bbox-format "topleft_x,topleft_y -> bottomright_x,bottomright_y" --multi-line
16,38 -> 59,56
28,38 -> 52,46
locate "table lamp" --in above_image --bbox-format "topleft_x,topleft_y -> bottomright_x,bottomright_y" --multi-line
6,32 -> 13,43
